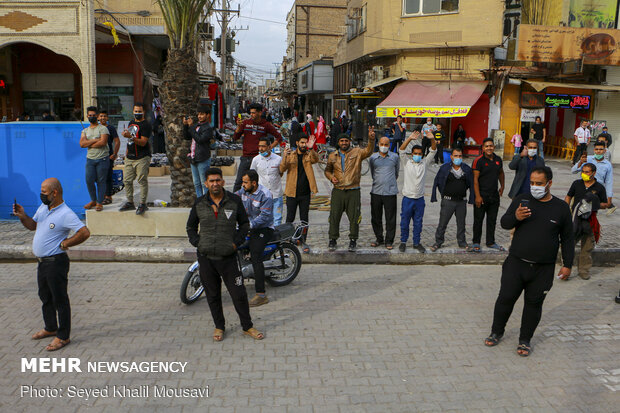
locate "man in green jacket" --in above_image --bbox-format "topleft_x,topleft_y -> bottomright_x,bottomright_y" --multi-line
186,167 -> 264,342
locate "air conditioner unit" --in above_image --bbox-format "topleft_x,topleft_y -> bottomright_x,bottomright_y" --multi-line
198,23 -> 214,40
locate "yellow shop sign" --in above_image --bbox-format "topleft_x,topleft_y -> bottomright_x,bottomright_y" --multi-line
376,107 -> 471,118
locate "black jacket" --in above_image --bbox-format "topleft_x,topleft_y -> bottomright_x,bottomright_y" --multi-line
183,122 -> 214,163
507,154 -> 545,199
431,162 -> 475,204
186,190 -> 250,259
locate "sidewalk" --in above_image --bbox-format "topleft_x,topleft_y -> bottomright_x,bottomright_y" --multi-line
2,158 -> 619,265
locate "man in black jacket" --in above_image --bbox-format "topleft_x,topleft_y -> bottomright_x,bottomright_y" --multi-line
430,148 -> 474,251
484,166 -> 573,357
186,167 -> 264,342
184,104 -> 215,197
507,139 -> 546,199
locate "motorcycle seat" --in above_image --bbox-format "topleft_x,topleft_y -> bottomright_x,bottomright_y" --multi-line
271,223 -> 296,242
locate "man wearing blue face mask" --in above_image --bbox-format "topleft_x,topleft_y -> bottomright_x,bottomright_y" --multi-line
485,166 -> 574,357
398,129 -> 437,253
430,148 -> 475,251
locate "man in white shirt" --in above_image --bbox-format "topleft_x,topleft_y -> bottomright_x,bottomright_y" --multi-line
398,130 -> 437,253
573,120 -> 591,163
421,117 -> 437,157
250,137 -> 284,226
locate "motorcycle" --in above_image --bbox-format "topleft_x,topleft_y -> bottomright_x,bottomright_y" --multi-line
180,222 -> 307,304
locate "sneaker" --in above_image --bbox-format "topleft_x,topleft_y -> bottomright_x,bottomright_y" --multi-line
249,294 -> 269,307
398,242 -> 406,252
607,204 -> 616,215
413,244 -> 426,253
578,273 -> 590,280
615,290 -> 620,304
328,239 -> 337,251
136,203 -> 148,215
84,201 -> 96,210
348,239 -> 357,252
119,202 -> 136,212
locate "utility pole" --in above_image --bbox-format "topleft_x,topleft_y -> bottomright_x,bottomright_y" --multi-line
220,0 -> 228,121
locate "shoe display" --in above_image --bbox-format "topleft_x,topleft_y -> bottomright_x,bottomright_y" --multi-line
136,203 -> 148,215
119,202 -> 136,212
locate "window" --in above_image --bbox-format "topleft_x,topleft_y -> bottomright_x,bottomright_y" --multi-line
347,5 -> 367,41
403,0 -> 459,16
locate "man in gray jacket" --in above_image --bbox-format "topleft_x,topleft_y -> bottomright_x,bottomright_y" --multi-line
186,167 -> 264,342
508,139 -> 546,199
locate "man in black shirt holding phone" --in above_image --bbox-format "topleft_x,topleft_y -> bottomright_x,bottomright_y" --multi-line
484,166 -> 574,357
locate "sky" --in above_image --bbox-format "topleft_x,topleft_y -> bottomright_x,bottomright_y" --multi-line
213,0 -> 291,86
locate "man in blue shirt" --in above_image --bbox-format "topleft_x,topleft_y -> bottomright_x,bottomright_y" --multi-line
571,141 -> 615,214
13,178 -> 90,351
236,169 -> 274,307
369,136 -> 400,249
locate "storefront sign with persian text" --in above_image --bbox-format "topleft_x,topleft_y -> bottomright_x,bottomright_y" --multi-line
518,24 -> 620,65
520,108 -> 545,122
376,106 -> 470,118
545,94 -> 591,109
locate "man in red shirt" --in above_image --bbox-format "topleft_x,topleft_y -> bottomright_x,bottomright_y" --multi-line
233,103 -> 283,192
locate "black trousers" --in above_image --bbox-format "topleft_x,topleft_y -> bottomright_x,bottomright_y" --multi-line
105,158 -> 114,197
473,197 -> 500,246
37,253 -> 71,340
233,156 -> 253,192
421,137 -> 431,156
573,143 -> 588,163
197,253 -> 253,331
435,198 -> 467,246
491,255 -> 554,342
434,143 -> 444,164
370,193 -> 397,244
286,194 -> 310,242
249,227 -> 274,294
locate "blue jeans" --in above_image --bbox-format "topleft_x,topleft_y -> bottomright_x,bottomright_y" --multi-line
273,196 -> 283,226
400,196 -> 425,245
190,159 -> 211,197
514,146 -> 521,155
537,140 -> 544,159
85,158 -> 109,203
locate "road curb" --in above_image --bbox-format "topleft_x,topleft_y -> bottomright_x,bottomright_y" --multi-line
1,245 -> 619,266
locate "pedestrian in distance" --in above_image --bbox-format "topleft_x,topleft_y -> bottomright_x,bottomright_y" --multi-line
186,168 -> 264,341
571,141 -> 615,215
421,117 -> 437,157
369,136 -> 400,249
573,120 -> 590,163
325,127 -> 376,252
183,104 -> 215,197
251,137 -> 284,226
565,163 -> 609,280
510,132 -> 523,156
485,166 -> 573,357
507,139 -> 546,200
279,134 -> 318,253
530,116 -> 546,159
391,115 -> 406,153
453,124 -> 466,152
430,148 -> 475,251
98,110 -> 120,205
596,126 -> 612,161
119,103 -> 152,215
432,123 -> 447,165
233,102 -> 283,192
398,129 -> 437,253
80,106 -> 109,212
472,138 -> 505,252
13,178 -> 91,351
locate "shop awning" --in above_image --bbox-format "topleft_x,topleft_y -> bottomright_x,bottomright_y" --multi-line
376,80 -> 488,118
524,80 -> 620,92
364,75 -> 405,90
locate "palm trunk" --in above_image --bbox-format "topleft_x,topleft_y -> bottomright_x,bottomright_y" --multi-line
159,48 -> 200,207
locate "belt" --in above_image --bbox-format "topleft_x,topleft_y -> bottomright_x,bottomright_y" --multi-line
443,196 -> 465,201
37,253 -> 67,263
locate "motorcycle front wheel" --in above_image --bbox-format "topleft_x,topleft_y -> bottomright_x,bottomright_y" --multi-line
265,241 -> 302,286
180,267 -> 204,304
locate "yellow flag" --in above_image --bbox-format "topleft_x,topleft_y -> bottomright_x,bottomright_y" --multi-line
103,21 -> 120,46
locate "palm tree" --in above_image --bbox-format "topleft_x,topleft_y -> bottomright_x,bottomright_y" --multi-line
156,0 -> 216,206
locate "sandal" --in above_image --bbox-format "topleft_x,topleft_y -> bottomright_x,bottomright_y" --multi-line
95,203 -> 103,211
487,243 -> 506,251
517,341 -> 531,357
213,328 -> 224,342
430,244 -> 440,252
243,327 -> 264,340
386,243 -> 393,250
102,197 -> 112,205
370,240 -> 383,248
484,333 -> 503,347
46,338 -> 70,351
32,329 -> 57,340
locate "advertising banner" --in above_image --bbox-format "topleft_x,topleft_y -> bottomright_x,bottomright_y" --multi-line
376,106 -> 470,118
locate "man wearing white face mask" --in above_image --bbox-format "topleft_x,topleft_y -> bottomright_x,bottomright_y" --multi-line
251,137 -> 283,226
485,166 -> 574,357
369,136 -> 400,249
507,139 -> 546,199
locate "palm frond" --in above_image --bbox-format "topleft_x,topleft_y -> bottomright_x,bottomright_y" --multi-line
156,0 -> 216,50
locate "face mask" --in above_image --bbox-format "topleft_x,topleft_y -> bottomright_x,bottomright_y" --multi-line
260,150 -> 269,157
88,116 -> 98,124
594,154 -> 604,160
527,149 -> 537,157
452,158 -> 462,166
427,121 -> 432,125
530,184 -> 548,200
40,193 -> 52,205
581,172 -> 592,182
379,146 -> 389,154
412,155 -> 422,163
134,113 -> 144,120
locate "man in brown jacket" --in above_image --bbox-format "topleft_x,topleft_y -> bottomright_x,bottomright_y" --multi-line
325,127 -> 376,251
279,134 -> 318,253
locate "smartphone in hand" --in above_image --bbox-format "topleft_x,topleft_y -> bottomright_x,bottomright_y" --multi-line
520,199 -> 529,208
